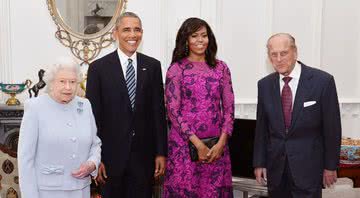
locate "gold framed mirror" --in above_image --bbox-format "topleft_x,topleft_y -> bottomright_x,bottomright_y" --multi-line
47,0 -> 127,64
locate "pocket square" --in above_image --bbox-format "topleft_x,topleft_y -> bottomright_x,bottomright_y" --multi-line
304,101 -> 316,107
141,68 -> 147,71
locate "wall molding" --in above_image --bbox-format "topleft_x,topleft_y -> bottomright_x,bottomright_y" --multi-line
158,0 -> 168,75
340,103 -> 360,119
0,0 -> 13,83
310,0 -> 324,67
235,103 -> 257,119
214,0 -> 224,55
200,0 -> 217,31
235,100 -> 360,120
259,0 -> 274,76
0,0 -> 13,103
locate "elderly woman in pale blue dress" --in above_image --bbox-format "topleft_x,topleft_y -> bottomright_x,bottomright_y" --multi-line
18,58 -> 101,198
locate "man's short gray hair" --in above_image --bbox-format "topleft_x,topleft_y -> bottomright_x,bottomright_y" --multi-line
266,33 -> 297,50
43,57 -> 82,93
114,11 -> 142,29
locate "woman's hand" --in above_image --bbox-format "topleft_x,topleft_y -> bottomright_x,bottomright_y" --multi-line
71,161 -> 96,179
189,134 -> 210,162
197,143 -> 210,162
206,142 -> 225,163
207,132 -> 228,163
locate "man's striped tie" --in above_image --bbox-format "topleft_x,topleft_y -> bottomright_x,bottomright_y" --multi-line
126,58 -> 136,110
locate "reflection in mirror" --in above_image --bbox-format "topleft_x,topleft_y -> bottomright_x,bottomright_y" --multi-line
47,0 -> 126,64
55,0 -> 117,35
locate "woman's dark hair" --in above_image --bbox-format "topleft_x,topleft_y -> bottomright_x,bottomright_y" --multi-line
171,17 -> 218,67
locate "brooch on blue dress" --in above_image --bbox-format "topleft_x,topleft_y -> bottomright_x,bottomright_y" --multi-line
77,101 -> 83,114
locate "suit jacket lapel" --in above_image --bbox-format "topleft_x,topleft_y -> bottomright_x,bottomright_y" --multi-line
288,63 -> 313,133
108,50 -> 132,111
271,73 -> 286,136
134,53 -> 147,112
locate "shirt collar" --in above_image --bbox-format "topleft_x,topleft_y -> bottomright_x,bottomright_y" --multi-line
117,48 -> 137,66
279,61 -> 301,81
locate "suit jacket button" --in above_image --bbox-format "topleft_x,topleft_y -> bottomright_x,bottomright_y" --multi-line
132,132 -> 135,136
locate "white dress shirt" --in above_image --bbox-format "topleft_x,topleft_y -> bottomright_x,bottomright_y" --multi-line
117,48 -> 137,81
279,62 -> 302,106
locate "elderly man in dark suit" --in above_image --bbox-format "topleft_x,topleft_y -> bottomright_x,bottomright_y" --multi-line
86,12 -> 167,198
253,33 -> 341,198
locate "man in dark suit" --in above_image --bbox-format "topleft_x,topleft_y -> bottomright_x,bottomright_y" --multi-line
253,33 -> 341,197
86,12 -> 167,198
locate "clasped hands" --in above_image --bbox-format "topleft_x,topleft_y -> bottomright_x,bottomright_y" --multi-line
197,141 -> 225,163
71,161 -> 96,179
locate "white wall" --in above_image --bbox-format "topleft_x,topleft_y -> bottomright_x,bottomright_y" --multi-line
0,0 -> 359,138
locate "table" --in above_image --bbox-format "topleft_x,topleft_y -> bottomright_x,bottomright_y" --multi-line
338,166 -> 360,187
232,177 -> 268,198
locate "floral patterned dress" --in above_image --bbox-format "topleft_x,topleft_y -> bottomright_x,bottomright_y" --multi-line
163,58 -> 234,198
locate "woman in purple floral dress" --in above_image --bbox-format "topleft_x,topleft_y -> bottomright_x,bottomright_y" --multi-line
163,18 -> 235,198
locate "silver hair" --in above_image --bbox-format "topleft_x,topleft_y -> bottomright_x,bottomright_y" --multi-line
114,11 -> 142,29
43,57 -> 82,93
266,33 -> 297,51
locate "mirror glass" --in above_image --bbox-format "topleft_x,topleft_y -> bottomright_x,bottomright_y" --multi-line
55,0 -> 119,35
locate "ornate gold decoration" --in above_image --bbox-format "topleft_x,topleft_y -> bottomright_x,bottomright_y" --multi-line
0,80 -> 32,106
80,73 -> 87,92
46,0 -> 127,64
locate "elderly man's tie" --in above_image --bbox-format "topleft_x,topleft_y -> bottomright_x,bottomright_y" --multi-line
282,76 -> 292,132
126,58 -> 136,110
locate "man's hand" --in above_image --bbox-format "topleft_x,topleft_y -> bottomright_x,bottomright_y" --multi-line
71,161 -> 96,179
323,169 -> 337,188
154,156 -> 166,178
254,167 -> 267,186
95,162 -> 107,185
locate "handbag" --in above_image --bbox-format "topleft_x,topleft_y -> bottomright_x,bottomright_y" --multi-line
188,137 -> 219,161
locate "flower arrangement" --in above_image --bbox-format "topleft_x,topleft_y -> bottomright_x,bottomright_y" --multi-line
340,138 -> 360,167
